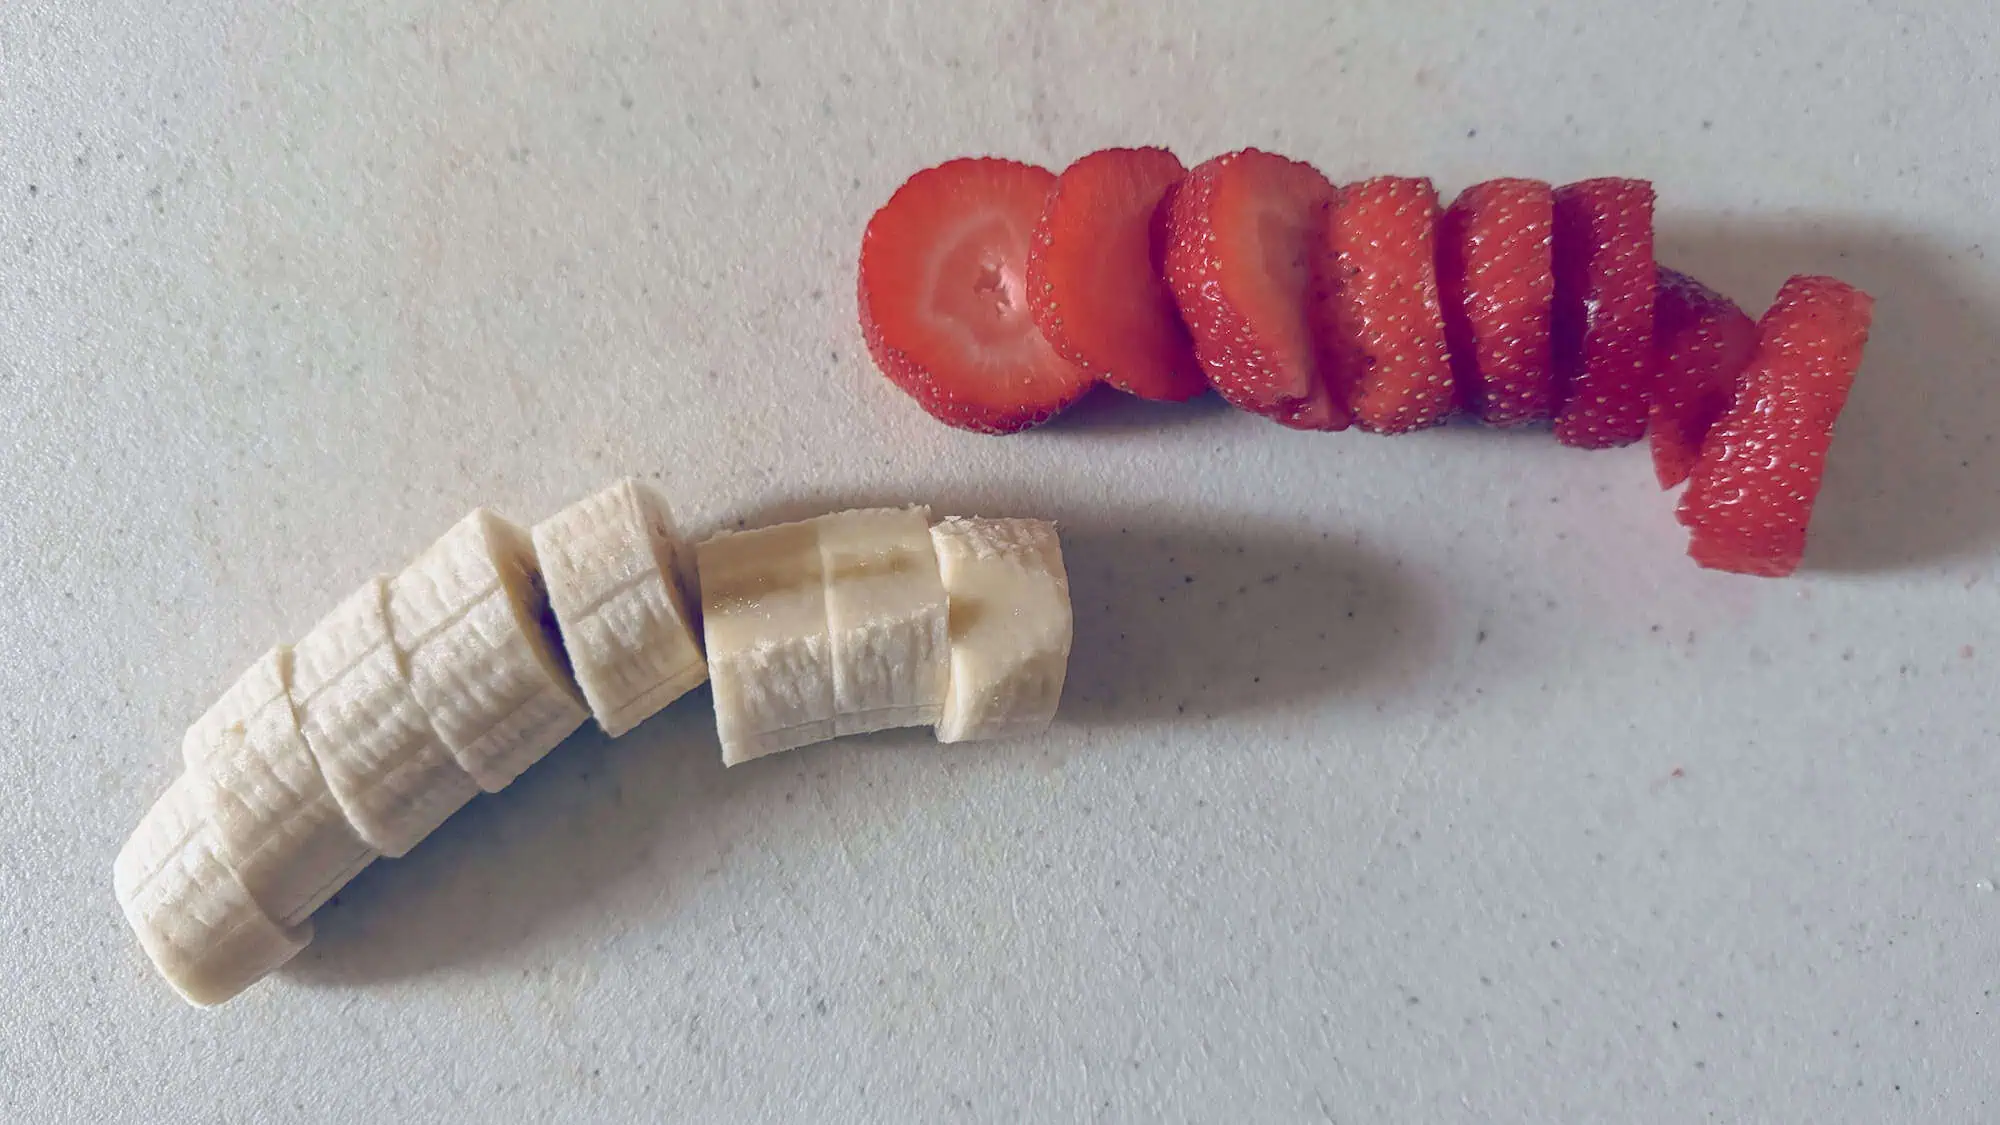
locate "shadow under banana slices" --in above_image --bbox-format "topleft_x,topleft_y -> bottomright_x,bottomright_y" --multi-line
284,506 -> 1440,987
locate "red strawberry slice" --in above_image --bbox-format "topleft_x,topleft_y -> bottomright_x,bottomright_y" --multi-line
1550,178 -> 1658,448
858,158 -> 1093,433
1313,176 -> 1457,433
1648,268 -> 1758,489
1436,178 -> 1556,425
1027,147 -> 1206,402
1678,275 -> 1874,577
1162,149 -> 1348,431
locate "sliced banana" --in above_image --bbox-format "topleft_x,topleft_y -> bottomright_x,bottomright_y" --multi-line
534,479 -> 707,738
113,773 -> 311,1007
199,646 -> 378,928
929,517 -> 1072,743
696,517 -> 837,765
388,509 -> 588,790
820,506 -> 949,736
179,647 -> 288,768
291,576 -> 479,857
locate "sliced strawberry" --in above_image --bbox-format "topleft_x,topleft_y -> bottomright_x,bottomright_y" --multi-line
1436,178 -> 1556,425
1162,149 -> 1347,431
1027,147 -> 1206,402
1313,176 -> 1457,433
1550,178 -> 1658,448
1648,268 -> 1758,489
1678,275 -> 1874,577
858,158 -> 1093,433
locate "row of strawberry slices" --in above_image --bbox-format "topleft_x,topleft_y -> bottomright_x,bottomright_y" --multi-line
856,149 -> 1873,577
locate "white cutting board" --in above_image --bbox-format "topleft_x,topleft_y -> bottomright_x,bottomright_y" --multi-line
5,1 -> 1997,1121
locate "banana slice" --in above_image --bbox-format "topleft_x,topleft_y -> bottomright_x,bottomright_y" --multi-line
199,646 -> 379,929
533,479 -> 707,738
388,510 -> 588,790
291,577 -> 479,857
696,517 -> 837,765
179,647 -> 288,768
820,506 -> 949,736
113,773 -> 311,1007
929,517 -> 1072,743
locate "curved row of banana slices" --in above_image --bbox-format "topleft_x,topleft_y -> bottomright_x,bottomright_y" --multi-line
115,480 -> 1072,1007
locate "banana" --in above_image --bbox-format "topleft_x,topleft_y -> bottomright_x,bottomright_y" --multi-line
820,506 -> 949,736
533,479 -> 707,738
198,646 -> 379,928
113,772 -> 311,1007
290,576 -> 480,857
179,647 -> 289,768
696,517 -> 837,765
388,509 -> 588,790
928,517 -> 1072,743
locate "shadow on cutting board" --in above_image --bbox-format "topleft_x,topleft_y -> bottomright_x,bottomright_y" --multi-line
1656,216 -> 2000,574
285,508 -> 1438,986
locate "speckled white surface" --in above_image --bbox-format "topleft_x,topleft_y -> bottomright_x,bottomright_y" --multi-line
5,1 -> 1999,1121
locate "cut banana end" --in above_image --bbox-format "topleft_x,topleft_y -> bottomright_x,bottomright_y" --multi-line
198,646 -> 379,929
389,510 -> 589,791
696,518 -> 836,765
929,517 -> 1073,743
534,479 -> 707,738
179,647 -> 288,769
291,577 -> 479,858
114,773 -> 311,1007
820,507 -> 949,737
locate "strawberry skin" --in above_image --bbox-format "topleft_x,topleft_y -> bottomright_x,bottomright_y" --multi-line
858,157 -> 1094,434
1314,176 -> 1457,433
1649,268 -> 1758,489
1436,178 -> 1556,425
1550,178 -> 1658,449
1163,149 -> 1348,431
1028,147 -> 1206,402
1678,275 -> 1874,577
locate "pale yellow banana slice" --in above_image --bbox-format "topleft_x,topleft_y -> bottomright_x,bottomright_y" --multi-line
696,518 -> 836,765
198,646 -> 379,928
113,773 -> 311,1007
820,506 -> 949,736
291,577 -> 479,857
929,517 -> 1072,743
387,510 -> 588,791
533,479 -> 707,738
179,647 -> 288,768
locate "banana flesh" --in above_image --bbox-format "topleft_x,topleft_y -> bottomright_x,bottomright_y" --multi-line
117,486 -> 1073,1008
695,517 -> 838,764
534,479 -> 707,737
389,509 -> 588,791
113,773 -> 311,1007
291,577 -> 481,858
929,518 -> 1071,744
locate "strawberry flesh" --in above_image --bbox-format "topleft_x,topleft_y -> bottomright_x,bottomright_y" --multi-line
1550,178 -> 1658,448
1028,147 -> 1206,402
1313,176 -> 1457,433
1649,268 -> 1758,489
858,158 -> 1094,433
1436,178 -> 1556,425
1163,149 -> 1347,431
1678,275 -> 1874,576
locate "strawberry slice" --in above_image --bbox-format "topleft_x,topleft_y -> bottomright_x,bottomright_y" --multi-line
1678,275 -> 1874,577
1162,149 -> 1348,431
1648,268 -> 1758,489
1550,178 -> 1658,448
1027,147 -> 1206,402
1436,178 -> 1556,425
858,158 -> 1093,433
1313,176 -> 1457,433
